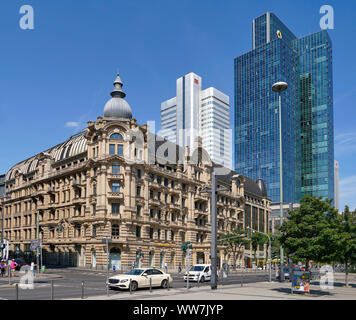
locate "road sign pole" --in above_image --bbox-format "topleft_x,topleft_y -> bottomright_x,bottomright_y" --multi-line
211,171 -> 217,290
106,239 -> 109,296
36,211 -> 40,274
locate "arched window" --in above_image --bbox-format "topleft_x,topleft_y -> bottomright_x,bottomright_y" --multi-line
110,133 -> 123,140
112,224 -> 120,236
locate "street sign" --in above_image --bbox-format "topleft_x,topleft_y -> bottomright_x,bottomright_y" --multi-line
30,240 -> 42,251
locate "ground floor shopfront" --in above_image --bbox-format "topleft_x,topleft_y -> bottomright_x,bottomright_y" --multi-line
9,241 -> 252,271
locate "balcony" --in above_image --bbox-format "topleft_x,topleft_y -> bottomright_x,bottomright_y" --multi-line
107,192 -> 124,200
72,197 -> 85,204
169,203 -> 181,211
149,198 -> 161,207
107,173 -> 124,181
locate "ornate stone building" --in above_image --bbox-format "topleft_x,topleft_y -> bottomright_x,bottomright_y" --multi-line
0,73 -> 271,270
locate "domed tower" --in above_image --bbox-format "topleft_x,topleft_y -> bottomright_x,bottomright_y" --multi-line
256,178 -> 268,198
103,73 -> 133,119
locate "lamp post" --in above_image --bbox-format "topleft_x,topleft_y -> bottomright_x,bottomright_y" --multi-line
272,81 -> 288,282
200,171 -> 229,290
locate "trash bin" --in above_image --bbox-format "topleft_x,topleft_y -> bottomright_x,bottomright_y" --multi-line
42,266 -> 46,273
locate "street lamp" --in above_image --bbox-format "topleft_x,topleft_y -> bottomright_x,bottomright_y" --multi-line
246,226 -> 272,282
1,195 -> 11,260
200,171 -> 229,290
272,81 -> 288,282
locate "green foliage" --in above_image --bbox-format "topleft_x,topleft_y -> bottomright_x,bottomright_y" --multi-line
337,206 -> 356,274
279,195 -> 345,267
249,231 -> 268,263
218,228 -> 250,269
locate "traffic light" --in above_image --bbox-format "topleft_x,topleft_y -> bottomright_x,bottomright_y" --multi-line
181,241 -> 192,253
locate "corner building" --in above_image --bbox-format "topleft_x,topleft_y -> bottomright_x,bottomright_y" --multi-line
1,74 -> 270,270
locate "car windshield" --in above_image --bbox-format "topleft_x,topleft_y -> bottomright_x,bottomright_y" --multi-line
125,269 -> 144,275
189,266 -> 204,272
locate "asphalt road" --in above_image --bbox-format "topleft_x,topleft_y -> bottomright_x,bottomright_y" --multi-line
0,269 -> 271,300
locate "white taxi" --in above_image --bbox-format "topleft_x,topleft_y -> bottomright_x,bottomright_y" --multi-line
107,268 -> 173,291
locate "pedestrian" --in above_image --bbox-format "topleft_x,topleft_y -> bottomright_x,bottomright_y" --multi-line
0,261 -> 5,277
164,262 -> 168,273
131,261 -> 135,270
178,264 -> 182,274
10,259 -> 18,276
30,261 -> 36,277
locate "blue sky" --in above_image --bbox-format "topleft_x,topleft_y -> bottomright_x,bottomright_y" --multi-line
1,0 -> 355,210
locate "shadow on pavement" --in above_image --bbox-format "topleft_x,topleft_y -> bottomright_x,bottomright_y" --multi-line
311,281 -> 356,288
271,287 -> 333,296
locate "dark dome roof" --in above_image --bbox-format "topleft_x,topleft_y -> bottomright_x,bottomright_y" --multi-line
103,73 -> 132,119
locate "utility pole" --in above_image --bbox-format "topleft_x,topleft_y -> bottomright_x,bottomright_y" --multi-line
36,210 -> 40,274
210,171 -> 217,290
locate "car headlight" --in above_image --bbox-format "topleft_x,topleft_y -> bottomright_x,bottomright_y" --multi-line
120,279 -> 129,283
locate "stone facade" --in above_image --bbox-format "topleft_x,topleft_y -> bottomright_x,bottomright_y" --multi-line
0,74 -> 271,270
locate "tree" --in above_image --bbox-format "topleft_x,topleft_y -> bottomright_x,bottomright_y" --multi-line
250,232 -> 268,267
337,206 -> 356,287
279,195 -> 343,271
218,228 -> 250,269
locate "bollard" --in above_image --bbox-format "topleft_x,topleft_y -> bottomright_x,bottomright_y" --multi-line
149,277 -> 152,293
15,283 -> 18,300
51,280 -> 54,300
129,279 -> 132,295
186,273 -> 189,290
197,276 -> 200,288
167,277 -> 170,291
8,267 -> 11,285
81,281 -> 85,299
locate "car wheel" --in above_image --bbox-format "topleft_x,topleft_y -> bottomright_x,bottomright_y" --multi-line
130,281 -> 138,291
200,276 -> 205,283
161,279 -> 168,289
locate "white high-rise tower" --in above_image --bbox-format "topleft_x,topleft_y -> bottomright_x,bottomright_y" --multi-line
334,160 -> 339,211
160,72 -> 231,168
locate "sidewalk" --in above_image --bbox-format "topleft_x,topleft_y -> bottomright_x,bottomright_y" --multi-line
68,280 -> 356,300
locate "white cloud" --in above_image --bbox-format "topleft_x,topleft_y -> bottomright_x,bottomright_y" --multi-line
339,175 -> 356,211
335,131 -> 356,156
65,121 -> 80,128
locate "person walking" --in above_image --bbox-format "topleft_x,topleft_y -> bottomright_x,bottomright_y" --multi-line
0,261 -> 6,277
10,259 -> 18,276
178,264 -> 182,274
30,261 -> 36,277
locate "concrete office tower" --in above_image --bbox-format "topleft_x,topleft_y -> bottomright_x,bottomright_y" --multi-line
234,12 -> 334,203
161,72 -> 231,168
334,160 -> 339,211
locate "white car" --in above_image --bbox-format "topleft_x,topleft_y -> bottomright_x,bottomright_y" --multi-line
107,268 -> 173,291
184,264 -> 212,282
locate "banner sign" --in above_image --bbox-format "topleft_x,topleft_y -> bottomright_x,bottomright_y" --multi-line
292,271 -> 310,293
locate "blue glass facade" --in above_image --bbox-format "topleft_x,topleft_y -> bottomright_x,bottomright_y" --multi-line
235,13 -> 334,203
292,31 -> 334,200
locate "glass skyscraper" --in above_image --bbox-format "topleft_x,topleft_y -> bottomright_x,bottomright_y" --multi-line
234,12 -> 334,203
